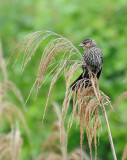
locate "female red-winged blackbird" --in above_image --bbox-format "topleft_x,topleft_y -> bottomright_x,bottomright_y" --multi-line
70,38 -> 103,90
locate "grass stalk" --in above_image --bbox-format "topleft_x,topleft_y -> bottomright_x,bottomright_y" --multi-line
101,103 -> 117,160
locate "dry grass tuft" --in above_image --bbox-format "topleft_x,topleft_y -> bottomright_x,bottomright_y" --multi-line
0,126 -> 22,160
62,69 -> 111,160
8,31 -> 114,160
7,31 -> 81,104
0,40 -> 28,132
0,39 -> 29,159
37,102 -> 67,160
37,102 -> 91,160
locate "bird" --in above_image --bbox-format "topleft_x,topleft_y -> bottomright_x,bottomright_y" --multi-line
70,38 -> 103,91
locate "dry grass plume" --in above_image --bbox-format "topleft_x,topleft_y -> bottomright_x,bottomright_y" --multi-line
0,39 -> 29,160
7,31 -> 116,160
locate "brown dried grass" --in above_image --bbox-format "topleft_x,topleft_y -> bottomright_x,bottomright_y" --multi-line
0,126 -> 22,160
0,39 -> 29,159
37,102 -> 91,160
37,102 -> 67,160
7,31 -> 112,160
63,69 -> 111,160
0,40 -> 28,132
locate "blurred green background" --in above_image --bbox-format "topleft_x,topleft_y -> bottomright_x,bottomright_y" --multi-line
0,0 -> 127,159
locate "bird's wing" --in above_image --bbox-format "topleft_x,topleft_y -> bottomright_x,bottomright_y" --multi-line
84,47 -> 103,71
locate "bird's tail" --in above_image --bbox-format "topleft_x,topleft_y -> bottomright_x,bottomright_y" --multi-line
70,67 -> 102,91
70,71 -> 90,91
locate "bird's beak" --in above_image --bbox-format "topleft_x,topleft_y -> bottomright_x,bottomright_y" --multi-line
78,42 -> 84,47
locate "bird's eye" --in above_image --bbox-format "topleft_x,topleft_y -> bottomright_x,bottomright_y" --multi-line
83,41 -> 87,44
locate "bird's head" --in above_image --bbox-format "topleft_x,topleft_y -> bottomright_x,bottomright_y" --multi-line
78,38 -> 97,50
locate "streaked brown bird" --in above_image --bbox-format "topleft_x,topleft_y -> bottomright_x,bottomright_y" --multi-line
70,38 -> 103,90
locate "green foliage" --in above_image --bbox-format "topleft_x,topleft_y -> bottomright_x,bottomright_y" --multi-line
0,0 -> 127,159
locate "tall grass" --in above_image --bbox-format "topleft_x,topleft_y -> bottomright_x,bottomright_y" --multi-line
0,39 -> 29,160
37,102 -> 91,160
7,31 -> 117,160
